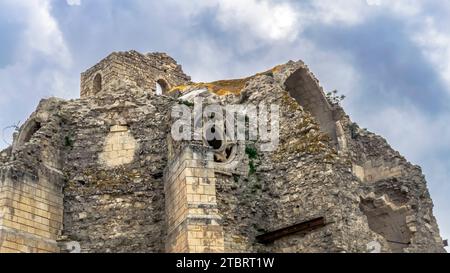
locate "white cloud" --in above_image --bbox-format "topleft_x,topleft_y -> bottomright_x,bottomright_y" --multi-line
413,18 -> 450,92
360,1 -> 450,94
66,0 -> 81,6
26,0 -> 72,66
305,0 -> 371,25
0,0 -> 76,150
163,0 -> 299,44
1,0 -> 71,66
179,37 -> 236,82
0,0 -> 74,96
296,0 -> 423,26
362,105 -> 440,161
387,0 -> 423,17
215,0 -> 299,41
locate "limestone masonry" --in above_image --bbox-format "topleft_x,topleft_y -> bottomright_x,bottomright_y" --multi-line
0,50 -> 446,253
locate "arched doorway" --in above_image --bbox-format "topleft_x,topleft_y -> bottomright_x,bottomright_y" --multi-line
93,73 -> 102,94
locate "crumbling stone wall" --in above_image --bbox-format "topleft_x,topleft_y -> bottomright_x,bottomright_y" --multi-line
0,148 -> 11,164
215,73 -> 383,253
283,64 -> 344,150
340,116 -> 445,252
0,50 -> 445,253
360,195 -> 412,252
59,82 -> 180,252
80,50 -> 190,98
0,99 -> 65,253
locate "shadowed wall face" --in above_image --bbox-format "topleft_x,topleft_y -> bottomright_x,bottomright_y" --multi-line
285,68 -> 338,145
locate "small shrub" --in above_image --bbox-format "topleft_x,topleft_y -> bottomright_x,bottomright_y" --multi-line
249,160 -> 256,175
350,123 -> 359,139
178,100 -> 194,107
326,90 -> 346,105
245,145 -> 258,159
64,136 -> 74,148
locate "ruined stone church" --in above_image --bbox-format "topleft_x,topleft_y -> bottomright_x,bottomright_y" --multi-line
0,50 -> 446,253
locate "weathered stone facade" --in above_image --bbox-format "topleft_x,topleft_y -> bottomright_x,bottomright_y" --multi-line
0,50 -> 446,253
80,51 -> 190,98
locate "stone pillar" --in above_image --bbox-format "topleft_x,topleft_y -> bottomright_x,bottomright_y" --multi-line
0,170 -> 63,253
164,145 -> 224,253
335,121 -> 348,153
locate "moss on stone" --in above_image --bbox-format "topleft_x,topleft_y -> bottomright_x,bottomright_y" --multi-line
249,160 -> 257,175
245,145 -> 258,160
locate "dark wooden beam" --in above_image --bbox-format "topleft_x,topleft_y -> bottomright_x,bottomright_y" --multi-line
256,217 -> 326,244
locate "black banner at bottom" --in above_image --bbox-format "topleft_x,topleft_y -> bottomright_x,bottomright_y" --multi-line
0,253 -> 446,272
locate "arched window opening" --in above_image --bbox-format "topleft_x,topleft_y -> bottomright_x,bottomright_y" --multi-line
16,120 -> 42,147
206,125 -> 223,150
155,82 -> 163,95
208,138 -> 223,150
204,124 -> 237,163
23,121 -> 41,143
156,79 -> 169,95
93,73 -> 102,94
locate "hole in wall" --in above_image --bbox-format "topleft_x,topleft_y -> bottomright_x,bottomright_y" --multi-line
204,124 -> 238,163
22,121 -> 41,144
156,79 -> 169,95
225,145 -> 233,158
205,125 -> 223,150
76,179 -> 86,186
152,172 -> 164,179
209,138 -> 223,150
213,143 -> 237,163
360,196 -> 412,252
93,73 -> 102,94
14,120 -> 42,149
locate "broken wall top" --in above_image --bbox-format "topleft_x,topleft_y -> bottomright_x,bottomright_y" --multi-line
80,50 -> 191,98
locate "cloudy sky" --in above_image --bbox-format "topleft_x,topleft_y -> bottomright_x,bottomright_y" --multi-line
0,0 -> 449,250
